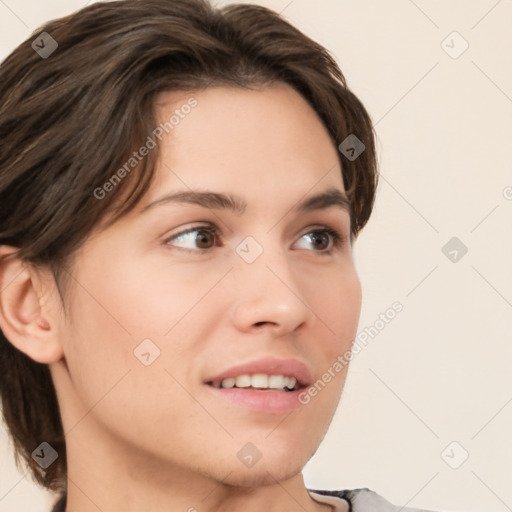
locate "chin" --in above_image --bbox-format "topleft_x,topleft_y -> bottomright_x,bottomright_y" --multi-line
219,463 -> 304,488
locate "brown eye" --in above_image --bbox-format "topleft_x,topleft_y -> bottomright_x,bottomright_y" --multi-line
194,229 -> 216,249
308,232 -> 330,251
165,225 -> 219,252
294,227 -> 344,254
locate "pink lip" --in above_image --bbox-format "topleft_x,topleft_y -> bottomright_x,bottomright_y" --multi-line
203,358 -> 313,413
205,386 -> 306,413
203,357 -> 312,387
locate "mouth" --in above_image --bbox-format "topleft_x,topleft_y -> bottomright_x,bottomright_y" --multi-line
203,357 -> 311,413
206,373 -> 302,392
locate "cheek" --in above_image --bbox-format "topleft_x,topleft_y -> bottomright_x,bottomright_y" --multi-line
334,270 -> 362,349
59,264 -> 204,445
60,254 -> 226,397
290,265 -> 361,412
305,263 -> 362,353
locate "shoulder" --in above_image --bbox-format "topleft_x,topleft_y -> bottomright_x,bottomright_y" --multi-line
53,489 -> 437,512
309,488 -> 437,512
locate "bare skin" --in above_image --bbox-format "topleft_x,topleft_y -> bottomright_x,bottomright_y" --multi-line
0,84 -> 357,512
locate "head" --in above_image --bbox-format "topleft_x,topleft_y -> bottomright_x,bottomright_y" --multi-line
0,0 -> 377,495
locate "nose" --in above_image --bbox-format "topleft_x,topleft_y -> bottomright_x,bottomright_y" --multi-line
229,246 -> 316,337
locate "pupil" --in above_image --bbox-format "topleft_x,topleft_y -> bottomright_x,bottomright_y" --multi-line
197,230 -> 213,248
312,232 -> 328,250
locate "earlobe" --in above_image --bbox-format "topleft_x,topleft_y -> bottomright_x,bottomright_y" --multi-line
0,245 -> 63,364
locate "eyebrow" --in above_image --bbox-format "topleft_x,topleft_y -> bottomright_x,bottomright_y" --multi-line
140,187 -> 351,216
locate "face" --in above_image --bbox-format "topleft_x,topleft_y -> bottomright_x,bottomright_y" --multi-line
52,84 -> 362,487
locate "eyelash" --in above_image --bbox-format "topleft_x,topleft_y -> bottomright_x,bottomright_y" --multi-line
163,223 -> 347,255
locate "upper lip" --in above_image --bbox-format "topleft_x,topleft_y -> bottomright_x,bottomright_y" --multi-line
204,357 -> 312,387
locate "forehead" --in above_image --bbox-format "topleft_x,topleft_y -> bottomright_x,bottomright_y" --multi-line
147,84 -> 345,205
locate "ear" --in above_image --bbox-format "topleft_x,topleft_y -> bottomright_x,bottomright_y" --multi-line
0,245 -> 64,364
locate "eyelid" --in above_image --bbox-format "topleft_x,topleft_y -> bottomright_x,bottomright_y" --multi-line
162,223 -> 221,253
165,223 -> 218,240
294,224 -> 348,253
163,221 -> 348,253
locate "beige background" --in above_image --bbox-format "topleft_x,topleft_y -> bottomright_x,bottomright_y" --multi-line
1,1 -> 511,511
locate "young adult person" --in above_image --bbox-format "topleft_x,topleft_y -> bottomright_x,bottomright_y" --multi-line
0,1 -> 435,510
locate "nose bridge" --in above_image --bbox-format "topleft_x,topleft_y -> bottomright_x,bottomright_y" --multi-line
229,233 -> 313,333
235,233 -> 296,293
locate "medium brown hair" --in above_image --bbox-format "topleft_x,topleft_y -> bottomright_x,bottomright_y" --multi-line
0,0 -> 378,493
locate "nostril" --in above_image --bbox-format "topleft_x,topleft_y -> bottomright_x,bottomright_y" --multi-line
254,321 -> 278,327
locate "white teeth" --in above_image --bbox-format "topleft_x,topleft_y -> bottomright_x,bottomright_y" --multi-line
268,375 -> 285,389
251,374 -> 268,388
222,377 -> 236,388
213,374 -> 299,391
286,377 -> 297,389
235,375 -> 251,388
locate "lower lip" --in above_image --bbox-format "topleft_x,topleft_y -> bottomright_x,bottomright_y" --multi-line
204,385 -> 305,413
